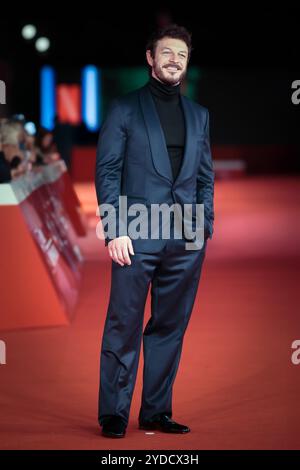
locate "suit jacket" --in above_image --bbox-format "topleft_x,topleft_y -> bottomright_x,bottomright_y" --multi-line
95,84 -> 215,253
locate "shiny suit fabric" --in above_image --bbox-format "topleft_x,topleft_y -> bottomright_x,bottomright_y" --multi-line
95,84 -> 214,425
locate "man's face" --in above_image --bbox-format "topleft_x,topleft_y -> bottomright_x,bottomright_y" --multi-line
146,37 -> 189,86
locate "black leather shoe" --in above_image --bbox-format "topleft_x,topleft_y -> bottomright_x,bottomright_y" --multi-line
101,416 -> 127,438
139,414 -> 190,433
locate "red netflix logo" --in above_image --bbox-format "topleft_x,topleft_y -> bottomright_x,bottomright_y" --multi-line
57,84 -> 81,124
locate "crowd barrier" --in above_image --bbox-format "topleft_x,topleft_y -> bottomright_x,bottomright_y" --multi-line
0,161 -> 87,331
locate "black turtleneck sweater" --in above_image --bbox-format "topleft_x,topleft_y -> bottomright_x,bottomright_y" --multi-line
147,76 -> 185,181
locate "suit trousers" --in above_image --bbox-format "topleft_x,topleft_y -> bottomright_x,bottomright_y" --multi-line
98,237 -> 207,426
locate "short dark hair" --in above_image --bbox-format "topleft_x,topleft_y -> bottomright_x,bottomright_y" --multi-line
146,24 -> 192,59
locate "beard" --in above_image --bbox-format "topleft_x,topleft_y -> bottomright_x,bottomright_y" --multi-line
152,60 -> 187,86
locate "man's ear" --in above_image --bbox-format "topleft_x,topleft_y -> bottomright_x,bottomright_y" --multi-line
146,50 -> 154,67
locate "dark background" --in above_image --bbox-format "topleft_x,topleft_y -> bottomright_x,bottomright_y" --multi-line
0,7 -> 299,172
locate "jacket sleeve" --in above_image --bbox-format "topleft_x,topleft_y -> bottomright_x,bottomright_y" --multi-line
95,99 -> 127,246
196,109 -> 215,240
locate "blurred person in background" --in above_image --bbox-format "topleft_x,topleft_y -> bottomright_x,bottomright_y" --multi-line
0,119 -> 28,182
24,130 -> 46,168
36,127 -> 61,165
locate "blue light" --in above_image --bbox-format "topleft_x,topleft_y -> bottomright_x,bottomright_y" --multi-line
40,66 -> 56,130
24,121 -> 37,136
82,66 -> 101,131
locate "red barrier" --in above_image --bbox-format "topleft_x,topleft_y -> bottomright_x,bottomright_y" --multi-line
0,162 -> 85,331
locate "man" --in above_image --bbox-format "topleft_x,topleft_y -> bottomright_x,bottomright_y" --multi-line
95,24 -> 214,438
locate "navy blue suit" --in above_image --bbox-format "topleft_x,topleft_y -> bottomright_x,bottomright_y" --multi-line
95,84 -> 214,425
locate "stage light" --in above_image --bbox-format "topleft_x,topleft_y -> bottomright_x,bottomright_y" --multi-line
35,37 -> 50,53
21,24 -> 37,40
82,66 -> 101,131
24,122 -> 37,136
40,66 -> 56,130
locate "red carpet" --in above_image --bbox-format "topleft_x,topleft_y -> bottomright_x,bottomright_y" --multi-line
0,175 -> 299,449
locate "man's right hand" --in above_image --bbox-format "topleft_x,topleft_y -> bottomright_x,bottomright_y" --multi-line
108,236 -> 135,266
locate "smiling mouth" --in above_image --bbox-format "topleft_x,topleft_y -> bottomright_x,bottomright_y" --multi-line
165,66 -> 181,72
